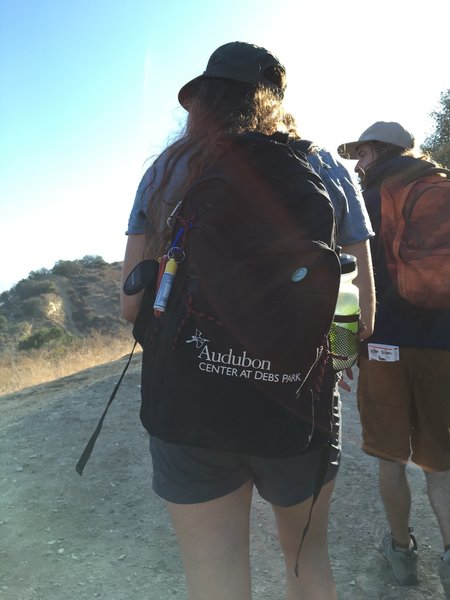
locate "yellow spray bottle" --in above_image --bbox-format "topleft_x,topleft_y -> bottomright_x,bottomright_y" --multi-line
153,258 -> 178,314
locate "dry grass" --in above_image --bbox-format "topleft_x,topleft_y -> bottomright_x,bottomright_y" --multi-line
0,332 -> 139,396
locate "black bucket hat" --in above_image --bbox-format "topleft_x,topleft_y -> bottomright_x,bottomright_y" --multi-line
178,41 -> 286,110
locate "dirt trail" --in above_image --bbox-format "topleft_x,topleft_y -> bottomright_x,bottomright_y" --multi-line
0,356 -> 447,599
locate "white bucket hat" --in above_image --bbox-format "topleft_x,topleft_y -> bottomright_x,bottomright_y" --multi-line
338,121 -> 415,159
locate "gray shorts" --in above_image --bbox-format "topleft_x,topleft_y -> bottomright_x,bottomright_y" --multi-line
149,395 -> 341,507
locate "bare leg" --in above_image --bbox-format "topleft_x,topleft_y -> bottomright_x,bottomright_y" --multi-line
379,459 -> 412,547
272,479 -> 337,600
166,480 -> 254,600
425,469 -> 450,548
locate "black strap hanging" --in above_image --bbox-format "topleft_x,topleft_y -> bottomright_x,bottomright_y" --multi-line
75,341 -> 137,476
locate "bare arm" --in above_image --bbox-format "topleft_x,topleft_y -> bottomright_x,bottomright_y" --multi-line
341,239 -> 375,341
120,234 -> 147,324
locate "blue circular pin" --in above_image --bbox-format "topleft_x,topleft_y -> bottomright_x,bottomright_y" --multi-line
291,267 -> 308,282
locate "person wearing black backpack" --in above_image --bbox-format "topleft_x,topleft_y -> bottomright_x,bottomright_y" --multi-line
338,122 -> 450,594
120,42 -> 373,600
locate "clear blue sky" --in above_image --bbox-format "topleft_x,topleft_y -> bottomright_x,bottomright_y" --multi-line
1,0 -> 449,293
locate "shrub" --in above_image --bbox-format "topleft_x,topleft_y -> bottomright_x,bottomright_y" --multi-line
81,255 -> 107,268
18,327 -> 73,351
29,267 -> 51,279
0,314 -> 7,330
52,260 -> 83,277
0,290 -> 11,303
13,278 -> 56,300
20,297 -> 45,318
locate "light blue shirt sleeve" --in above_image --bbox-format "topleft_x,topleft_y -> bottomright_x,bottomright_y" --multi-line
307,149 -> 374,246
126,148 -> 189,236
128,144 -> 374,246
126,165 -> 155,235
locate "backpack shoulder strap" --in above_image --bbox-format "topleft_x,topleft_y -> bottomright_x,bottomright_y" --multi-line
379,173 -> 414,268
291,139 -> 314,155
391,163 -> 450,187
421,166 -> 450,179
382,165 -> 450,219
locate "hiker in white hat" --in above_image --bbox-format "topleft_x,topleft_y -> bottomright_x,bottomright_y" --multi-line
338,121 -> 450,594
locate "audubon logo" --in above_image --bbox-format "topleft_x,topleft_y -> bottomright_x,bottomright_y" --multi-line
185,329 -> 303,384
197,344 -> 271,371
186,329 -> 209,348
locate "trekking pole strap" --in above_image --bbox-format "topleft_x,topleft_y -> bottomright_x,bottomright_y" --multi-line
75,341 -> 137,476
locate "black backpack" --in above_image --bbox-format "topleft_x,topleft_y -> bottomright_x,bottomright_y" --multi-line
135,133 -> 340,457
76,132 -> 340,474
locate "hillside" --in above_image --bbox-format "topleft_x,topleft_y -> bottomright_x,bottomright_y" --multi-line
0,256 -> 135,395
0,256 -> 130,355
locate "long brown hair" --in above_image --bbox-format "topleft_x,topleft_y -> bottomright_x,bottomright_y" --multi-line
359,141 -> 436,189
144,70 -> 300,257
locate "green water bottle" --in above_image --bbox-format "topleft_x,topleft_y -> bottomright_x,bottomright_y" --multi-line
330,252 -> 360,369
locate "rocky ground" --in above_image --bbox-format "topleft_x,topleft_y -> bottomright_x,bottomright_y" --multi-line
0,357 -> 447,599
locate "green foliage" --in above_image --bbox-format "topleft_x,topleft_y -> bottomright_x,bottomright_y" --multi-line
13,278 -> 56,300
0,314 -> 7,330
51,256 -> 106,276
0,290 -> 10,303
18,326 -> 73,351
81,255 -> 106,268
29,267 -> 51,279
421,89 -> 450,168
20,297 -> 45,318
52,259 -> 83,277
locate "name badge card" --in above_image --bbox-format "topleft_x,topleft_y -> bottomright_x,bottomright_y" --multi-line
367,343 -> 400,362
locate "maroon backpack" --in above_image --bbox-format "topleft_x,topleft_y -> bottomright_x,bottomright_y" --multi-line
76,133 -> 341,476
135,133 -> 340,457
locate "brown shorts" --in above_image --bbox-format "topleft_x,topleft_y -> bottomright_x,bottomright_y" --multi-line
357,349 -> 450,471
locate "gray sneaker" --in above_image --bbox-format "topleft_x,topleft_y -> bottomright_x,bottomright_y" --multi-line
440,549 -> 450,598
380,531 -> 419,585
